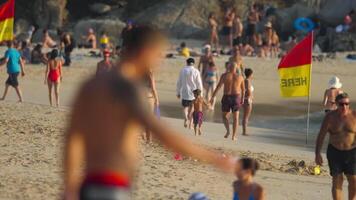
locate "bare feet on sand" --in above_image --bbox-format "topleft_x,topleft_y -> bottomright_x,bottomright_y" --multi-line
224,133 -> 230,138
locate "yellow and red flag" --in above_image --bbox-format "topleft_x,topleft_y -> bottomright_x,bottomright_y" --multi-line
0,0 -> 14,42
278,32 -> 313,97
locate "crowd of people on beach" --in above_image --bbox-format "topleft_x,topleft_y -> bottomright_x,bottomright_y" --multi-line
0,4 -> 355,199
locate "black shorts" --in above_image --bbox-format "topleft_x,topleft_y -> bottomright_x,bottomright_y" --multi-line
233,37 -> 242,46
246,24 -> 256,36
80,184 -> 130,200
181,99 -> 193,107
327,144 -> 356,176
6,73 -> 19,87
221,95 -> 241,112
221,26 -> 232,36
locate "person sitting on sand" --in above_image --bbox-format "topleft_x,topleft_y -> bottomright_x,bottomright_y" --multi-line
242,69 -> 254,136
20,41 -> 31,64
96,49 -> 113,77
31,44 -> 45,64
0,41 -> 26,102
63,26 -> 236,200
84,28 -> 97,49
208,13 -> 219,52
210,62 -> 245,141
315,93 -> 356,200
177,58 -> 203,128
198,44 -> 214,76
45,49 -> 62,107
233,158 -> 265,200
240,42 -> 254,57
323,76 -> 343,113
192,89 -> 210,136
177,42 -> 190,58
99,31 -> 110,51
42,29 -> 57,48
203,61 -> 218,109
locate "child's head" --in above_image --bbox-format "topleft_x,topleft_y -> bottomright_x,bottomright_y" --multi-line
186,57 -> 195,66
236,158 -> 259,181
180,42 -> 186,48
193,89 -> 201,98
244,68 -> 253,78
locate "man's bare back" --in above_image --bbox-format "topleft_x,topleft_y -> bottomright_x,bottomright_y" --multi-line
221,71 -> 244,95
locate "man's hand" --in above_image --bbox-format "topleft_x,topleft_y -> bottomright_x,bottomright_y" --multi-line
21,72 -> 25,77
315,153 -> 323,166
209,98 -> 214,105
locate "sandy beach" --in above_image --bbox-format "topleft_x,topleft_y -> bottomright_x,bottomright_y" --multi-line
0,44 -> 355,199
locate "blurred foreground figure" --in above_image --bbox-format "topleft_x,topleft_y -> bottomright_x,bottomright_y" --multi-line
63,26 -> 236,200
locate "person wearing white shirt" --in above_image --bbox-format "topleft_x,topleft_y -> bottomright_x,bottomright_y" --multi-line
176,58 -> 203,128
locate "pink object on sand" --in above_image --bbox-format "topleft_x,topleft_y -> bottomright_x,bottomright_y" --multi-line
174,153 -> 183,161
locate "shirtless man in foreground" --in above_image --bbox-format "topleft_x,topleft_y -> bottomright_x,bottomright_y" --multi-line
315,93 -> 356,200
210,62 -> 245,141
64,26 -> 236,200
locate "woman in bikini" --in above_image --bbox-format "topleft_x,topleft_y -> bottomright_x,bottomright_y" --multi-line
45,49 -> 62,107
242,69 -> 254,136
233,158 -> 265,200
323,76 -> 343,113
203,62 -> 218,109
208,13 -> 219,52
198,45 -> 214,76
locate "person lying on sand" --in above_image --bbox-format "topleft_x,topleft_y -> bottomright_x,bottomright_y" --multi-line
42,29 -> 57,49
315,93 -> 356,200
233,158 -> 265,200
210,61 -> 245,141
64,26 -> 236,200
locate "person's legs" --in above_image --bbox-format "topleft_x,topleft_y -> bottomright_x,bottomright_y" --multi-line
332,174 -> 344,200
14,86 -> 23,102
47,81 -> 53,106
183,106 -> 189,128
228,33 -> 233,51
188,105 -> 194,129
346,175 -> 356,200
0,84 -> 10,100
54,81 -> 60,107
242,104 -> 252,135
222,112 -> 230,138
232,111 -> 239,140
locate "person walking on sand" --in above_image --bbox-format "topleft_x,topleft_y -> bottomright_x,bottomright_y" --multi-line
323,76 -> 343,113
203,61 -> 219,109
0,41 -> 25,102
242,69 -> 254,136
210,62 -> 245,141
64,26 -> 236,200
208,13 -> 219,52
198,44 -> 214,76
96,50 -> 113,76
315,93 -> 356,200
177,58 -> 203,128
45,49 -> 62,107
192,89 -> 210,136
233,158 -> 265,200
143,70 -> 160,143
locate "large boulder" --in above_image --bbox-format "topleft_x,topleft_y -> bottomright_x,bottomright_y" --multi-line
73,19 -> 126,44
319,0 -> 356,26
33,0 -> 67,28
274,3 -> 316,36
133,0 -> 219,38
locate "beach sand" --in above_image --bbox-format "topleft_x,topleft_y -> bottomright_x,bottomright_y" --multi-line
0,45 -> 355,199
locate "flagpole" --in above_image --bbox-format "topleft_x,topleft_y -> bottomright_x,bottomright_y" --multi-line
306,31 -> 314,145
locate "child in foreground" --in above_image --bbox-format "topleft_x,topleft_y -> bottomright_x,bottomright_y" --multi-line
192,89 -> 210,136
63,26 -> 236,200
233,158 -> 265,200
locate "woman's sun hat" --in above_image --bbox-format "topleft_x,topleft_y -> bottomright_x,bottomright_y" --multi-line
329,76 -> 342,89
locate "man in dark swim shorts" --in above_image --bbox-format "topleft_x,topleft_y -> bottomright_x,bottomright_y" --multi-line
210,62 -> 245,141
315,93 -> 356,200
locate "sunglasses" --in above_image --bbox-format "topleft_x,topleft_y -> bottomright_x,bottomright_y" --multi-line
338,102 -> 350,106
